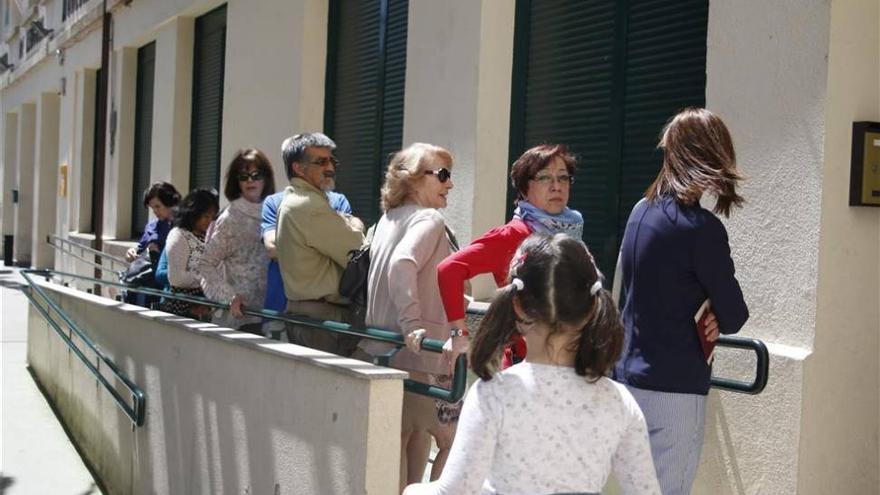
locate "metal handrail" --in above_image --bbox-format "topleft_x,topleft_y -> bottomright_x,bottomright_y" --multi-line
47,234 -> 127,272
710,336 -> 769,394
463,307 -> 770,395
24,269 -> 468,403
21,269 -> 147,427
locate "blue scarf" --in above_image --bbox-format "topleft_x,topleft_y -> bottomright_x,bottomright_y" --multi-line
514,200 -> 584,240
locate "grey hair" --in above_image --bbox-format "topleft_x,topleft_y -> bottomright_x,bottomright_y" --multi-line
281,132 -> 337,180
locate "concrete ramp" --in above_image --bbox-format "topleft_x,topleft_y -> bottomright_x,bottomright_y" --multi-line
25,278 -> 405,495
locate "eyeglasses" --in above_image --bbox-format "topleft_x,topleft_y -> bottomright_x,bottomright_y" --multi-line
424,168 -> 452,183
237,171 -> 265,182
308,156 -> 340,168
531,174 -> 574,186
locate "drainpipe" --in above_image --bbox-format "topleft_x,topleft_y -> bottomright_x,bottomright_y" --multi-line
93,0 -> 111,295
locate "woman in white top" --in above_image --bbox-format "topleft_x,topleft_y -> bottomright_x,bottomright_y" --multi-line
359,143 -> 459,491
161,189 -> 219,319
200,148 -> 276,333
404,233 -> 661,495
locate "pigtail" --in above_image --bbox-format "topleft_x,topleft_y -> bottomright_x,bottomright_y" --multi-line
574,287 -> 624,380
470,284 -> 519,380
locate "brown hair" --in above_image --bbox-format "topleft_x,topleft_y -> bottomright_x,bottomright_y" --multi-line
380,143 -> 453,211
646,107 -> 744,217
142,181 -> 181,208
469,233 -> 623,381
509,144 -> 577,202
223,148 -> 276,201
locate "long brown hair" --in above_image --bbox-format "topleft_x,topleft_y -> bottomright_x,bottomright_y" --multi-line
646,107 -> 744,217
469,233 -> 623,381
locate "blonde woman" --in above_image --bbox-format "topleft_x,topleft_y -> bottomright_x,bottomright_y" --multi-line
359,143 -> 459,490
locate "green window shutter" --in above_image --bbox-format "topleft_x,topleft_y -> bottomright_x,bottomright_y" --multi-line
132,42 -> 156,237
190,4 -> 227,191
617,0 -> 708,237
509,0 -> 708,279
325,0 -> 408,227
90,67 -> 102,233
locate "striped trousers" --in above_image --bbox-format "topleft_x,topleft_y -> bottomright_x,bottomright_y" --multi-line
626,386 -> 707,495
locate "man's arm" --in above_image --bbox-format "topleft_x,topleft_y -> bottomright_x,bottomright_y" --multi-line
263,230 -> 278,260
304,207 -> 365,267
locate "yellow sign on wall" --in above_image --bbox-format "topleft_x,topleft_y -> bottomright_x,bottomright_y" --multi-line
60,163 -> 68,197
850,123 -> 880,207
861,132 -> 880,206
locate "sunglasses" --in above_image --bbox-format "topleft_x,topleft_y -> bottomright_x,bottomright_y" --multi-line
425,168 -> 452,183
237,171 -> 265,182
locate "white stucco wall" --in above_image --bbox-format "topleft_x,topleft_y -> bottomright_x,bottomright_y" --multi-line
2,111 -> 17,238
699,0 -> 831,492
699,0 -> 880,493
222,0 -> 329,191
798,0 -> 880,492
28,279 -> 405,494
151,16 -> 193,192
403,0 -> 515,299
33,92 -> 60,268
14,103 -> 37,263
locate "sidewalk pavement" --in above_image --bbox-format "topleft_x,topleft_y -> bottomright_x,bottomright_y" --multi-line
0,267 -> 101,494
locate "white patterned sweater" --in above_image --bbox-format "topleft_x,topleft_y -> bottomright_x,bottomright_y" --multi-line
406,362 -> 661,495
199,198 -> 268,329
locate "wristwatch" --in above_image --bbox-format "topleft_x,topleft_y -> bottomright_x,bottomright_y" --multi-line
450,327 -> 470,338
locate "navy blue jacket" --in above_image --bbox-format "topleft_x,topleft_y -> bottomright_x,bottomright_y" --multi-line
136,219 -> 173,254
613,196 -> 749,395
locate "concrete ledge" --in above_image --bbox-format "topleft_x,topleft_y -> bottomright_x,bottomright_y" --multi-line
27,278 -> 405,494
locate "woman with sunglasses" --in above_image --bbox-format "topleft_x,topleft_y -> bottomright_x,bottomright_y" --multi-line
199,148 -> 276,333
357,143 -> 458,491
437,144 -> 583,369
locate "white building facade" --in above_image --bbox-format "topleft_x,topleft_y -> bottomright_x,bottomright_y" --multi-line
1,0 -> 878,493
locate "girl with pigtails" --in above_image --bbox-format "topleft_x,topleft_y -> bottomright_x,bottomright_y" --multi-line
405,233 -> 660,495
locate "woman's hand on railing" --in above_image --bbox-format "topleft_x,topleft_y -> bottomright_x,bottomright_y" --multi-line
125,247 -> 139,261
443,321 -> 470,373
405,329 -> 427,353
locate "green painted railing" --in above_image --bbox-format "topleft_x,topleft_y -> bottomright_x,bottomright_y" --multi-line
25,268 -> 467,403
47,234 -> 127,272
21,269 -> 147,427
466,305 -> 770,395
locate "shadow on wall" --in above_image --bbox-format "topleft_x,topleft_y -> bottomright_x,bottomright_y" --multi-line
123,322 -> 373,493
698,394 -> 749,495
0,474 -> 15,494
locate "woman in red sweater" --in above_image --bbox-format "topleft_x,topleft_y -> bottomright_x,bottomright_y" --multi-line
437,144 -> 584,368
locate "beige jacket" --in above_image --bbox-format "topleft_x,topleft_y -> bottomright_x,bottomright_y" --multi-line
276,177 -> 364,304
362,204 -> 451,374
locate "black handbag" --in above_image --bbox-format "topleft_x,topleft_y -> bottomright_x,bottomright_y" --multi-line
339,227 -> 374,313
120,251 -> 158,287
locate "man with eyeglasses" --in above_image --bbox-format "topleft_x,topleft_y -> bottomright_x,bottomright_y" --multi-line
275,132 -> 365,356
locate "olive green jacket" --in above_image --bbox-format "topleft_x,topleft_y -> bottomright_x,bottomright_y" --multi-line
276,178 -> 364,304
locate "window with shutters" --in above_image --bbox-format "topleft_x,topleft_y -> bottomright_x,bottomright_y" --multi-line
509,0 -> 708,278
324,0 -> 408,227
90,67 -> 102,233
132,42 -> 156,238
190,4 -> 227,191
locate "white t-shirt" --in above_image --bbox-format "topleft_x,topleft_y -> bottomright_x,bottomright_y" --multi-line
406,362 -> 661,495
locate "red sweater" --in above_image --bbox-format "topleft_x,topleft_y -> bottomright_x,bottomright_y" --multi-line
437,219 -> 531,365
